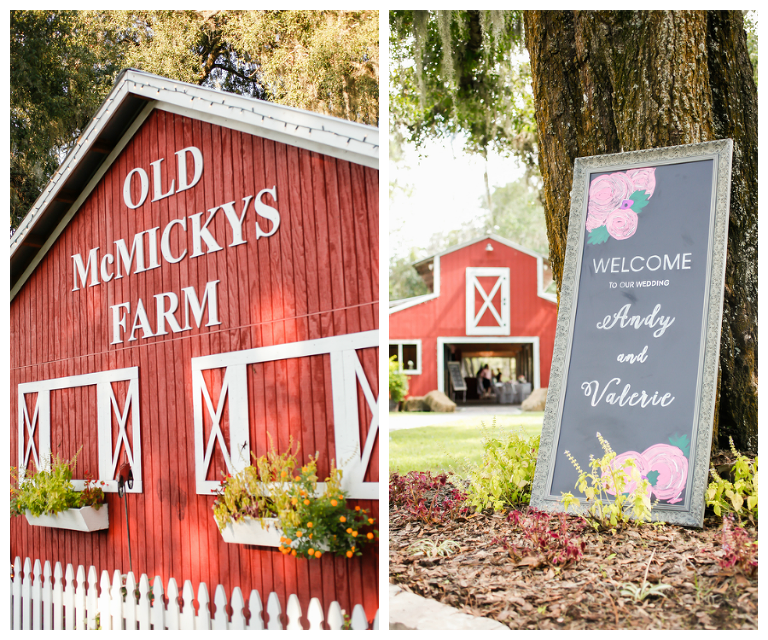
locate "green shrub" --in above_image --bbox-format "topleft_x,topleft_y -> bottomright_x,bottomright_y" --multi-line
706,438 -> 757,522
464,424 -> 540,512
560,432 -> 655,530
389,355 -> 409,403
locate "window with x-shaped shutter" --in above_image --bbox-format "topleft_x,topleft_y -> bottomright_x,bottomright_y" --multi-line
465,267 -> 511,335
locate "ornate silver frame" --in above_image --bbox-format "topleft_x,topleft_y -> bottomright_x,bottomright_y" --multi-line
530,139 -> 733,527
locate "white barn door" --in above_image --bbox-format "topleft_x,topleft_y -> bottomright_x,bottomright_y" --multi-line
466,267 -> 511,335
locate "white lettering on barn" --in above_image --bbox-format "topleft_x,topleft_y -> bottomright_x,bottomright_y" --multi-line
71,145 -> 282,343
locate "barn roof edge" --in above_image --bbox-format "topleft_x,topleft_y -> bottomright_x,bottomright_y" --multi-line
10,69 -> 379,295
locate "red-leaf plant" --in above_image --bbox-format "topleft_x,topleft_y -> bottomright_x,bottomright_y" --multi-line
717,514 -> 758,576
389,471 -> 469,524
495,507 -> 587,567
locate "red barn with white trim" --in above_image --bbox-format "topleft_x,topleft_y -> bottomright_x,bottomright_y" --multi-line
389,235 -> 557,401
10,70 -> 379,626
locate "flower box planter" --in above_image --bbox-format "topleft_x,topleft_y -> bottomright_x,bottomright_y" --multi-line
24,505 -> 109,532
215,516 -> 282,547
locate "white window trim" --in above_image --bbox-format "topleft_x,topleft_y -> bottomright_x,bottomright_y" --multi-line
17,367 -> 142,493
388,339 -> 422,375
466,267 -> 511,336
192,330 -> 379,499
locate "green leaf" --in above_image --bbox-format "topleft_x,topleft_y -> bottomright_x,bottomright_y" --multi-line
668,433 -> 691,457
629,190 -> 651,213
587,225 -> 610,245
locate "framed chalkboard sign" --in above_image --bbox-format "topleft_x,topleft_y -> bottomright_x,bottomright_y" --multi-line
447,362 -> 467,391
531,140 -> 733,527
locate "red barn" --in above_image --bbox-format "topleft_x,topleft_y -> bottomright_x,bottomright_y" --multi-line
10,70 -> 379,627
389,235 -> 557,401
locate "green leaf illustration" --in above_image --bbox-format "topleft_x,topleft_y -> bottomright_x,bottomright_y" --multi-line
587,225 -> 610,245
668,433 -> 691,458
645,470 -> 660,487
629,190 -> 650,213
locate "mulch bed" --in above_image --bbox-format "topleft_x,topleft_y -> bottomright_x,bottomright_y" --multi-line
389,450 -> 757,630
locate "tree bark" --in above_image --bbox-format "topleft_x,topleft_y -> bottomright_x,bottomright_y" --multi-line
524,10 -> 757,451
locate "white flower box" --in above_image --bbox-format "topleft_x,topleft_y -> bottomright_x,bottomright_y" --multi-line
215,516 -> 283,547
25,505 -> 109,532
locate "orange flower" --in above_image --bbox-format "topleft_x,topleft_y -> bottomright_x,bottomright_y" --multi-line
340,516 -> 346,523
307,522 -> 313,528
291,550 -> 297,557
296,531 -> 303,538
338,495 -> 344,500
346,528 -> 353,534
308,548 -> 315,556
355,506 -> 361,511
291,497 -> 298,505
302,466 -> 308,473
351,531 -> 358,538
314,550 -> 322,558
309,534 -> 313,539
351,546 -> 355,552
367,532 -> 374,539
295,476 -> 301,481
303,499 -> 310,506
368,518 -> 374,524
281,471 -> 288,478
346,550 -> 353,558
331,499 -> 338,507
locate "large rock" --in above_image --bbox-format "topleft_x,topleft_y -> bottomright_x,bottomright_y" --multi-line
423,390 -> 456,413
402,396 -> 431,412
521,387 -> 548,412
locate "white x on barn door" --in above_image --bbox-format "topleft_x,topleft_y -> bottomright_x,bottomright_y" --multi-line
191,330 -> 379,499
466,267 -> 511,335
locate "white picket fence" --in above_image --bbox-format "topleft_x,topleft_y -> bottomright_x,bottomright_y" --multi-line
11,556 -> 378,630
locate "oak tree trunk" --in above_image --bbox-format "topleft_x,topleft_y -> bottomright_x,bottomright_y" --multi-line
524,10 -> 757,451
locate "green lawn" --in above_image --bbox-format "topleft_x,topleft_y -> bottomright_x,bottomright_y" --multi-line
389,413 -> 544,475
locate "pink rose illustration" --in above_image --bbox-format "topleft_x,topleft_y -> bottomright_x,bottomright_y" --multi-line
626,167 -> 656,198
588,172 -> 634,219
605,208 -> 638,240
641,443 -> 688,504
606,443 -> 689,506
585,214 -> 605,232
603,451 -> 649,497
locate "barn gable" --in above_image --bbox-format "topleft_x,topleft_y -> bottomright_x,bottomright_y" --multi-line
389,235 -> 557,400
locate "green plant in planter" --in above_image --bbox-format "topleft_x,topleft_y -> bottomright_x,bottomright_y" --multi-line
212,440 -> 377,559
276,465 -> 377,559
212,442 -> 298,527
10,450 -> 106,518
389,355 -> 409,405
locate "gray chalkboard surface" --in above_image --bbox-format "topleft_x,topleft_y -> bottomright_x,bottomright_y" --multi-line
531,140 -> 733,527
447,362 -> 467,392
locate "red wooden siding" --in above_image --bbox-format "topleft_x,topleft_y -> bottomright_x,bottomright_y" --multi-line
390,238 -> 557,397
11,109 -> 379,624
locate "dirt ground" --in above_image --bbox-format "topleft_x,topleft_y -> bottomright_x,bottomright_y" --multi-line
389,451 -> 757,630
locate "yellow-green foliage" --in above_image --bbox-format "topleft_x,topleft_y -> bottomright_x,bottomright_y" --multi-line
212,441 -> 300,529
465,425 -> 540,512
10,449 -> 105,518
389,355 -> 409,403
212,438 -> 377,559
706,438 -> 758,521
561,433 -> 655,530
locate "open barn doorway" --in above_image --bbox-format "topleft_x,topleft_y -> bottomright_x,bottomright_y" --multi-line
437,337 -> 540,406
